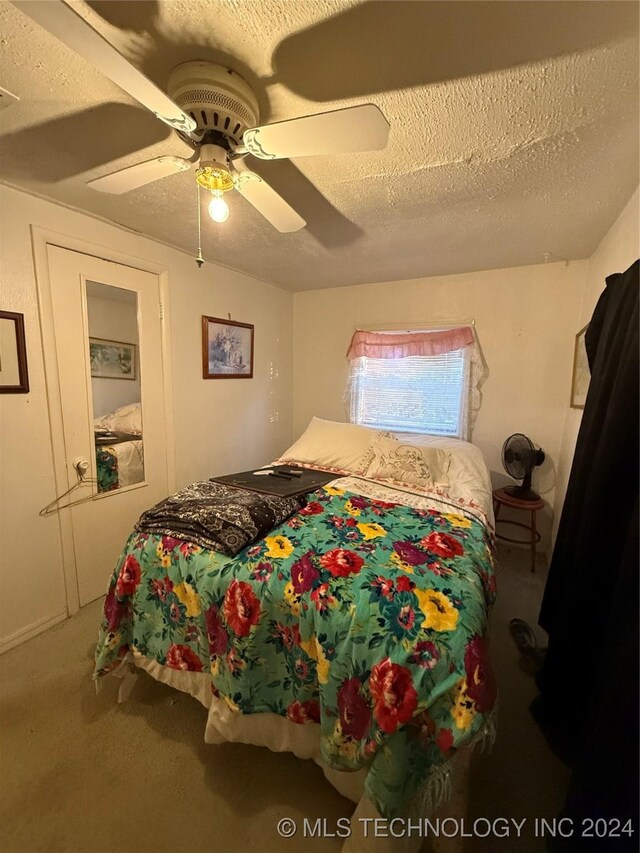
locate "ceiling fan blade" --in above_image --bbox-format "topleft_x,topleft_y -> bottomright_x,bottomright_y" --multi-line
10,0 -> 197,137
88,156 -> 192,194
242,104 -> 389,160
233,165 -> 305,233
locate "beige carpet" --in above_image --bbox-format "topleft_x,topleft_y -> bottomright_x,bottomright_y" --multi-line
0,545 -> 569,853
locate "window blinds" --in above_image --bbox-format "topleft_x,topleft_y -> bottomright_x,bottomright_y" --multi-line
349,350 -> 469,436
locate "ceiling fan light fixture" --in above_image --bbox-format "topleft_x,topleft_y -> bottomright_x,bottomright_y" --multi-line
196,142 -> 234,193
208,191 -> 229,223
195,164 -> 234,193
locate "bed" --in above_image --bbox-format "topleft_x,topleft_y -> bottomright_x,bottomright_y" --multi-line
94,419 -> 497,852
93,403 -> 144,491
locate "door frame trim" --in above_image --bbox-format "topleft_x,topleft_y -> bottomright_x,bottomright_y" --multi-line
30,226 -> 176,616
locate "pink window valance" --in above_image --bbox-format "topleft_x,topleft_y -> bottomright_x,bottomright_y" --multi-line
346,326 -> 474,360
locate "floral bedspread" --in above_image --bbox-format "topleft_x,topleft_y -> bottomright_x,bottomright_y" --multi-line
94,480 -> 497,818
96,447 -> 118,493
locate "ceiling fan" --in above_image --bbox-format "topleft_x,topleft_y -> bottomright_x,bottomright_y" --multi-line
11,0 -> 390,234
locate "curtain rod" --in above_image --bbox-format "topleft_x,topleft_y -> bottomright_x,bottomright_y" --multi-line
357,320 -> 476,332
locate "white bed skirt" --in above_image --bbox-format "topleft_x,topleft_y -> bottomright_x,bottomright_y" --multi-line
117,651 -> 468,853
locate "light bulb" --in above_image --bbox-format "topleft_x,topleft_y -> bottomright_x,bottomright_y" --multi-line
208,191 -> 229,223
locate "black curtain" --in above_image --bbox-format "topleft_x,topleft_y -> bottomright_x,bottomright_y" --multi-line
531,259 -> 639,849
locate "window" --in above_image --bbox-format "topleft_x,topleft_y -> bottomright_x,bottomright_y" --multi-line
349,349 -> 469,437
346,327 -> 483,440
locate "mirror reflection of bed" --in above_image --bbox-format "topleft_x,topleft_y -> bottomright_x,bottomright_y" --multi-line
94,403 -> 144,492
86,281 -> 144,492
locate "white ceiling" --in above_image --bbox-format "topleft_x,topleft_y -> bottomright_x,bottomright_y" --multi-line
1,0 -> 638,291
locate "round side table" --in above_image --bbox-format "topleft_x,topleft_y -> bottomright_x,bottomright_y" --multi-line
492,487 -> 544,573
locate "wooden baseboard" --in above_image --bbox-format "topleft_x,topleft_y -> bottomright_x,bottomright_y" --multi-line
0,610 -> 67,655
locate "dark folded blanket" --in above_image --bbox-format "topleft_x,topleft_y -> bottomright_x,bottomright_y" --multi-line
135,481 -> 306,556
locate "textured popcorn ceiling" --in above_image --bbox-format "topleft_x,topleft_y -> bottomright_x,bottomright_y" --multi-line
0,0 -> 638,290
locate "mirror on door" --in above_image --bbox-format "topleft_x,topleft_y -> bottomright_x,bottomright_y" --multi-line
86,281 -> 145,493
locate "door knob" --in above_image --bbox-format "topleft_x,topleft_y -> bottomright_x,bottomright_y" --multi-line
73,457 -> 90,477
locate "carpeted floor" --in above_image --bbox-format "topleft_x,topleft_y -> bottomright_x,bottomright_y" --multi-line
0,544 -> 569,853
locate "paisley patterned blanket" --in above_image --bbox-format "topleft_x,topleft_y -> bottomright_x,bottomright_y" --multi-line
94,477 -> 497,819
135,480 -> 306,557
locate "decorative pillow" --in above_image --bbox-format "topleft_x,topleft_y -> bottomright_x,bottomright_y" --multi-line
364,435 -> 450,488
94,402 -> 142,435
388,432 -> 493,520
277,417 -> 388,475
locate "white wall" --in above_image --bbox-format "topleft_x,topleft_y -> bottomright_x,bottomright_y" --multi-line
0,184 -> 293,651
293,261 -> 588,551
87,292 -> 141,418
552,188 -> 639,541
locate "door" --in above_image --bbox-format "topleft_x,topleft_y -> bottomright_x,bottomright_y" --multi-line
47,245 -> 169,606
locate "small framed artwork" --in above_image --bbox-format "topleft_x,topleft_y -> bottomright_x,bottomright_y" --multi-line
89,337 -> 137,380
570,324 -> 590,409
0,310 -> 29,394
202,316 -> 254,379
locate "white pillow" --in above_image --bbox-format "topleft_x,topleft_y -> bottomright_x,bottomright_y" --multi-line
94,402 -> 142,435
390,432 -> 493,520
389,432 -> 471,451
277,417 -> 386,474
364,435 -> 450,488
365,437 -> 451,489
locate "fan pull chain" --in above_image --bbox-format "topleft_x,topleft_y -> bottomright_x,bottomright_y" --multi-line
196,183 -> 204,268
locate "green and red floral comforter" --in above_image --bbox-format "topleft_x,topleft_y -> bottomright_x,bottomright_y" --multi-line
96,446 -> 119,493
94,478 -> 497,818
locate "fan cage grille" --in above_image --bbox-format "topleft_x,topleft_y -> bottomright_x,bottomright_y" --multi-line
503,434 -> 534,478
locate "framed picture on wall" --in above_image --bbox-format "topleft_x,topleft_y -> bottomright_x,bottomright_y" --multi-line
0,310 -> 29,394
202,316 -> 254,379
89,337 -> 137,380
570,324 -> 589,409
